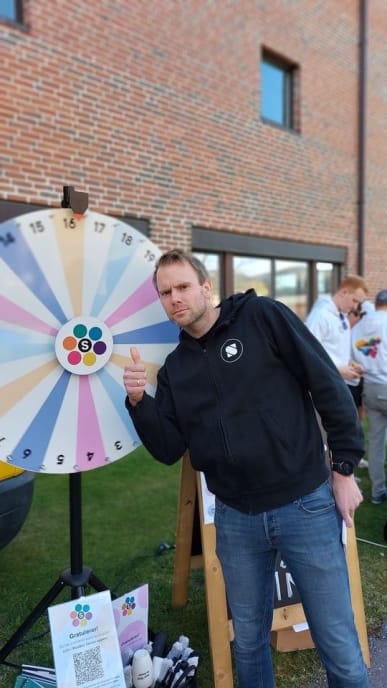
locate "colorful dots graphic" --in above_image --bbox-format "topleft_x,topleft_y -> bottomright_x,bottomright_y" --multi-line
70,603 -> 93,627
64,324 -> 104,366
121,595 -> 136,616
55,317 -> 113,375
355,336 -> 381,359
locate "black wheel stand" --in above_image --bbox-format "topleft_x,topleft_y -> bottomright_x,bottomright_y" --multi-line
0,472 -> 113,665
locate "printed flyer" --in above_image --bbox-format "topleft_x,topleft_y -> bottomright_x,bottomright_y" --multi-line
48,589 -> 126,688
200,472 -> 215,524
111,583 -> 149,664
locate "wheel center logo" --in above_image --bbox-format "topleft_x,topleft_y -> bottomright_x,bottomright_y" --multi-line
220,338 -> 243,362
55,316 -> 113,375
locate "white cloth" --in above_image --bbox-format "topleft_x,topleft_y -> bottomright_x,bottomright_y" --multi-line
352,310 -> 387,384
306,295 -> 351,369
360,299 -> 375,315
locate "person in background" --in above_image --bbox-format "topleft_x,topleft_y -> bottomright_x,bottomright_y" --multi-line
348,299 -> 375,330
347,303 -> 366,420
306,275 -> 369,384
347,300 -> 375,424
123,250 -> 368,688
352,290 -> 387,504
306,276 -> 369,478
348,303 -> 364,329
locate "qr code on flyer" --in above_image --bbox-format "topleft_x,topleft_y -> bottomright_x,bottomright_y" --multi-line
73,645 -> 104,685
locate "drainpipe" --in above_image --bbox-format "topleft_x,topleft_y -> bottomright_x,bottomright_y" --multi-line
357,0 -> 367,275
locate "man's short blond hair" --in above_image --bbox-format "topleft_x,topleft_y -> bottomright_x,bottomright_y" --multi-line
153,249 -> 209,291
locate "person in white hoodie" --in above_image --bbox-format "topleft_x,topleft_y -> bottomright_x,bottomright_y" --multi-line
352,289 -> 387,504
306,275 -> 369,382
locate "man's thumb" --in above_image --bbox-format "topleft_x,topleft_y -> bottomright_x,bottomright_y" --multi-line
130,346 -> 141,364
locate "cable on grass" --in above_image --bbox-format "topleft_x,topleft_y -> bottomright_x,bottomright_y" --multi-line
357,537 -> 387,549
111,541 -> 176,594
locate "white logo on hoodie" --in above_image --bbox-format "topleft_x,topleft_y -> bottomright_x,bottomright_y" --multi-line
220,339 -> 243,362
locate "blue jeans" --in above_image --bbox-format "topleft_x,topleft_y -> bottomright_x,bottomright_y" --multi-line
214,481 -> 369,688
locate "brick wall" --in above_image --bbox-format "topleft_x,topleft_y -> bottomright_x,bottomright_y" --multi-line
365,0 -> 387,291
1,0 -> 386,292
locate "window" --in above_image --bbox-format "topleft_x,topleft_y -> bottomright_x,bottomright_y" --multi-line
234,257 -> 308,318
274,259 -> 308,319
233,256 -> 271,297
193,252 -> 221,306
261,50 -> 298,130
192,228 -> 344,320
316,262 -> 335,296
0,0 -> 22,23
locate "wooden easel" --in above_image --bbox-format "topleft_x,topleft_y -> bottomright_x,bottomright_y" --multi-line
172,453 -> 370,688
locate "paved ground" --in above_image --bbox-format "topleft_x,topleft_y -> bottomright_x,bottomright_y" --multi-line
305,623 -> 387,688
366,623 -> 387,688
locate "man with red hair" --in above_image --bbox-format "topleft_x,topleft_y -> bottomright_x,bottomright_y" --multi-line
306,275 -> 369,382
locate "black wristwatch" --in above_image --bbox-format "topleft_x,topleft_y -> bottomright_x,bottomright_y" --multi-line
331,461 -> 354,476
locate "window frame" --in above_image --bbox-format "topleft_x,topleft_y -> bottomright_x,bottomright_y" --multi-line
0,0 -> 23,25
192,227 -> 345,313
261,48 -> 298,131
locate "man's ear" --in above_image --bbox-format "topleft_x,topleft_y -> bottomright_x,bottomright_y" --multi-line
203,279 -> 212,297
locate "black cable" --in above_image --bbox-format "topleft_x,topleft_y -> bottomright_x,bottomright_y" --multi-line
111,541 -> 175,594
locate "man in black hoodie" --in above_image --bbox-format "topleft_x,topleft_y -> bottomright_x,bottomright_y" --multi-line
123,250 -> 369,688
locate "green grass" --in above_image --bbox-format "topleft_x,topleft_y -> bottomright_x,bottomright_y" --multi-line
0,448 -> 385,688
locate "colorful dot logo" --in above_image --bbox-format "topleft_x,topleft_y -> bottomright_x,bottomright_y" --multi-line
121,595 -> 136,616
355,336 -> 381,359
55,316 -> 113,375
70,602 -> 93,627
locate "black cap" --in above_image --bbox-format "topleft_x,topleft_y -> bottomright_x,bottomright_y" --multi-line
375,290 -> 387,306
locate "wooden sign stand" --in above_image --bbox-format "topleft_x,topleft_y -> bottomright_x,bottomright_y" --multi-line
172,453 -> 370,688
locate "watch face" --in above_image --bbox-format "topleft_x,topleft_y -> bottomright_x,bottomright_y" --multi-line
342,463 -> 353,475
334,462 -> 353,475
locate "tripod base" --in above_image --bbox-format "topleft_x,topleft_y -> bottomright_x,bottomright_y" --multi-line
0,565 -> 112,664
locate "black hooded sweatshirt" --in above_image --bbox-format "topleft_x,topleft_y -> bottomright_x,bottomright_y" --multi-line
126,290 -> 364,513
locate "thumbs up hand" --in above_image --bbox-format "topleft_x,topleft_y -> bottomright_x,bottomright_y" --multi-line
123,346 -> 147,406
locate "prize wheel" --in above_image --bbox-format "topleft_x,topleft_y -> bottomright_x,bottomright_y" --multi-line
0,208 -> 179,474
